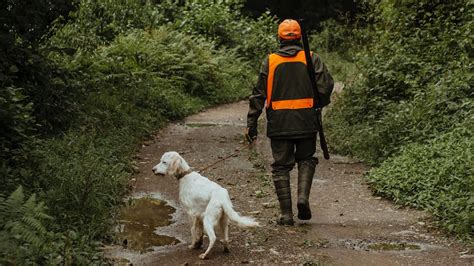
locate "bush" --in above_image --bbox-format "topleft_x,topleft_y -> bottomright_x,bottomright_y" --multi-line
48,0 -> 167,51
0,186 -> 103,264
367,123 -> 473,239
324,0 -> 473,239
326,0 -> 472,164
0,87 -> 35,192
175,1 -> 277,67
311,19 -> 367,57
49,26 -> 254,128
33,132 -> 130,239
0,186 -> 60,264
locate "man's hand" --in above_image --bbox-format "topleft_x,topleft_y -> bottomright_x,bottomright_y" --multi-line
245,127 -> 258,143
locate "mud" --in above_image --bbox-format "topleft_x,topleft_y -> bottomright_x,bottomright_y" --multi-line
105,101 -> 472,265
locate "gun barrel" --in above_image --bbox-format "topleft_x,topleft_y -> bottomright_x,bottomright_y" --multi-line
299,19 -> 330,160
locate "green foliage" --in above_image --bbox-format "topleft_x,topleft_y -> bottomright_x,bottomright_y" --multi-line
0,186 -> 102,264
96,28 -> 252,104
367,123 -> 473,239
311,19 -> 369,57
33,132 -> 129,238
176,1 -> 277,67
1,1 -> 78,196
244,0 -> 359,30
1,1 -> 77,134
48,0 -> 166,51
49,26 -> 253,132
326,0 -> 472,163
0,186 -> 58,264
327,66 -> 472,164
324,0 -> 473,239
1,0 -> 73,44
311,49 -> 357,85
0,87 -> 35,192
48,0 -> 277,69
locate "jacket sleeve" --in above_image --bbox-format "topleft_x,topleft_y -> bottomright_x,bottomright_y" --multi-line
312,53 -> 334,107
247,57 -> 269,130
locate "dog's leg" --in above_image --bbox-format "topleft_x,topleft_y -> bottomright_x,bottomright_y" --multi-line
188,216 -> 197,249
222,215 -> 230,253
199,216 -> 217,259
189,217 -> 202,249
196,218 -> 204,248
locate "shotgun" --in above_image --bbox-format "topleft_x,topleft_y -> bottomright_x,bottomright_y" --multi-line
299,19 -> 330,160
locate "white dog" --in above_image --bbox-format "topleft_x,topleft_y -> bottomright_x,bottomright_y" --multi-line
152,151 -> 259,259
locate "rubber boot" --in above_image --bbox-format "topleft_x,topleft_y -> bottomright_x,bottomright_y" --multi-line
297,161 -> 316,220
273,178 -> 294,225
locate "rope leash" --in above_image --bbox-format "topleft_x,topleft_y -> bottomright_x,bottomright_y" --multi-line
198,142 -> 252,173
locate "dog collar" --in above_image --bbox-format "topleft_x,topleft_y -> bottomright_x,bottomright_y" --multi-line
176,169 -> 193,180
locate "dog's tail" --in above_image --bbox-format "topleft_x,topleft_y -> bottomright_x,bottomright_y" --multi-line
222,194 -> 260,228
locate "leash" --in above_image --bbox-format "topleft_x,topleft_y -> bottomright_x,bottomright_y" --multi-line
198,142 -> 252,173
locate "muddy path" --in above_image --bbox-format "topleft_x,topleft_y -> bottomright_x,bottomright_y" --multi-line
106,101 -> 472,265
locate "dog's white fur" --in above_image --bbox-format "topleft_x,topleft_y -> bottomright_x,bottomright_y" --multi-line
152,151 -> 259,259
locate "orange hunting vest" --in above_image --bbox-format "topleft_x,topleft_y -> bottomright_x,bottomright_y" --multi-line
266,50 -> 314,110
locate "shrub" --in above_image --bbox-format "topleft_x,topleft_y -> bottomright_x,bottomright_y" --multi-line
367,123 -> 473,239
48,0 -> 167,51
175,1 -> 277,67
49,26 -> 254,129
0,186 -> 59,264
324,0 -> 473,239
326,0 -> 473,164
33,132 -> 130,239
0,87 -> 35,192
0,186 -> 103,264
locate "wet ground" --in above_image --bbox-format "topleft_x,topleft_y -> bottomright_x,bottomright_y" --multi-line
105,101 -> 473,265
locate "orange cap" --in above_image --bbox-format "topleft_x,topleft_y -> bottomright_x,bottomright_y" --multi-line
278,19 -> 301,40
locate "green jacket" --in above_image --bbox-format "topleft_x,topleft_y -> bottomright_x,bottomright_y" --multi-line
247,41 -> 334,138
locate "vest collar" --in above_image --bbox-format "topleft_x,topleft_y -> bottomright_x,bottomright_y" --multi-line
277,42 -> 303,57
279,39 -> 303,48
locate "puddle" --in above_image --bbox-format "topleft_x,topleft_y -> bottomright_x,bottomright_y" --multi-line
185,122 -> 217,128
118,197 -> 180,253
368,242 -> 421,251
338,239 -> 430,252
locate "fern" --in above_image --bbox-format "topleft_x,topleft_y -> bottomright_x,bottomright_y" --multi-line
0,186 -> 56,264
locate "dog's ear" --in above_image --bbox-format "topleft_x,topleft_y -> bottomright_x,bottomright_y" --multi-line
167,155 -> 184,177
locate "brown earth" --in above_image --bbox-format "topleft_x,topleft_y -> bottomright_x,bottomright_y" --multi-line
105,101 -> 473,265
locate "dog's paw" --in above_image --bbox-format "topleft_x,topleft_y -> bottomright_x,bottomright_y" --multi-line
223,246 -> 230,253
198,253 -> 208,260
188,243 -> 202,250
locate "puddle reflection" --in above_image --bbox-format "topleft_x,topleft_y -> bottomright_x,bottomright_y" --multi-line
119,197 -> 180,253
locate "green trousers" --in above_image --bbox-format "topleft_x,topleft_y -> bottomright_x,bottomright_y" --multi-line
270,136 -> 318,180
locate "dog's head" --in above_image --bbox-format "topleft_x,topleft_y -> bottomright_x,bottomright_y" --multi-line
152,151 -> 190,178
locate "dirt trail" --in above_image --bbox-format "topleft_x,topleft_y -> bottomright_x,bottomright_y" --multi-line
106,101 -> 472,265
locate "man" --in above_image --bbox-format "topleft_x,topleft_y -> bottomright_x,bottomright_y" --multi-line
245,19 -> 334,225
